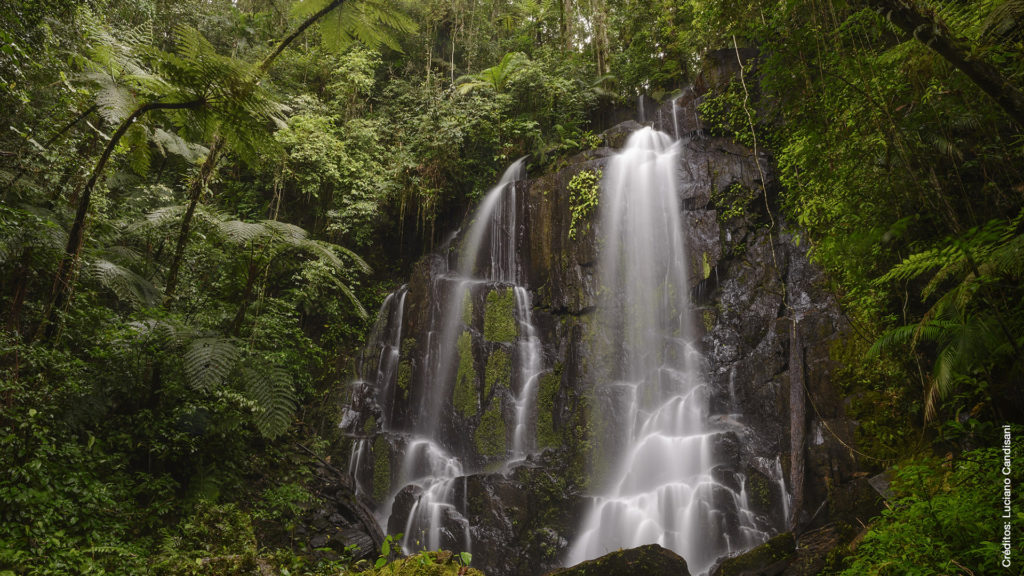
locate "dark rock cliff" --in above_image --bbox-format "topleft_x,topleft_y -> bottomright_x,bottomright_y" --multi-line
333,56 -> 870,574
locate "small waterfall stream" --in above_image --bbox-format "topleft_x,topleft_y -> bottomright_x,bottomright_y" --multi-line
348,158 -> 545,555
567,128 -> 766,575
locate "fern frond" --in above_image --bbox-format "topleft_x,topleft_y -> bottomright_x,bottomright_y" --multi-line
86,259 -> 161,308
123,123 -> 152,177
152,128 -> 209,161
242,365 -> 296,439
184,337 -> 241,390
92,73 -> 138,124
127,319 -> 193,349
263,220 -> 310,243
294,0 -> 416,54
332,274 -> 368,319
215,219 -> 272,245
143,205 -> 188,228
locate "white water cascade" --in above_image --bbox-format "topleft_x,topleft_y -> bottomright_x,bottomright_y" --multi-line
567,128 -> 765,575
351,158 -> 548,555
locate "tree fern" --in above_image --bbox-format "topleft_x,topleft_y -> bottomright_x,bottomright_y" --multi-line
241,365 -> 296,439
183,337 -> 241,391
291,0 -> 416,53
872,210 -> 1024,418
85,259 -> 161,308
457,52 -> 529,94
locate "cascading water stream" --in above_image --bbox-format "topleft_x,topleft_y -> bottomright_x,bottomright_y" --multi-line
511,285 -> 542,458
567,128 -> 765,575
350,158 -> 547,555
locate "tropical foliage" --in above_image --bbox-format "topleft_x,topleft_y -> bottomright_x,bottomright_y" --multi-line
1,0 -> 1022,573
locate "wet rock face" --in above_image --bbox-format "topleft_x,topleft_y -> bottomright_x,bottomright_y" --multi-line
341,112 -> 857,574
464,452 -> 582,576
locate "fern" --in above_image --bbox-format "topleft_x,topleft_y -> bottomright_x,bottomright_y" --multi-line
241,365 -> 296,439
183,337 -> 241,390
871,209 -> 1024,419
151,128 -> 208,161
292,0 -> 416,53
86,259 -> 161,308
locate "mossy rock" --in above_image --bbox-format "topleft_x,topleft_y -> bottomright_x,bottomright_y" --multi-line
454,331 -> 478,418
484,348 -> 510,398
711,532 -> 796,576
356,550 -> 486,576
483,288 -> 517,342
372,436 -> 391,502
475,402 -> 507,457
545,544 -> 691,576
536,368 -> 561,449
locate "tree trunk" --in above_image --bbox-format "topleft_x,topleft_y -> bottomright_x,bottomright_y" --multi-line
867,0 -> 1024,129
37,99 -> 204,341
164,138 -> 223,300
231,250 -> 260,336
789,318 -> 806,530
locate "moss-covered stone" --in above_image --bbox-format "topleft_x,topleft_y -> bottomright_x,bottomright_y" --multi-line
702,308 -> 717,331
484,348 -> 510,398
396,360 -> 412,400
547,544 -> 691,576
536,366 -> 562,449
483,288 -> 517,342
363,415 -> 377,435
356,550 -> 485,576
745,469 -> 773,509
712,532 -> 796,576
454,331 -> 478,418
372,436 -> 391,502
462,290 -> 474,325
475,401 -> 507,457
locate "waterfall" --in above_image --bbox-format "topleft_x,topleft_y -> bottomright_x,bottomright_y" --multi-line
567,128 -> 765,575
349,158 -> 546,555
511,285 -> 542,458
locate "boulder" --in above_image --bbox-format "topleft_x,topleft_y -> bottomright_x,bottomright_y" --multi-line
711,533 -> 796,576
546,544 -> 691,576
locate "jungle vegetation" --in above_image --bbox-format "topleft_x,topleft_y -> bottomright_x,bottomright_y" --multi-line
1,0 -> 1022,574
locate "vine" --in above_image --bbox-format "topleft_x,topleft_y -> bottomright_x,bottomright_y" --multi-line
568,168 -> 602,240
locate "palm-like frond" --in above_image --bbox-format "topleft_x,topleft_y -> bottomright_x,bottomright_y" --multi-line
457,52 -> 529,94
184,337 -> 241,390
85,259 -> 161,308
292,0 -> 416,53
241,365 -> 296,439
872,209 -> 1024,419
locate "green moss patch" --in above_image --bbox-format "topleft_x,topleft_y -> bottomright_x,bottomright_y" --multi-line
475,402 -> 507,457
715,532 -> 796,576
484,348 -> 511,398
454,331 -> 478,418
372,436 -> 391,502
483,288 -> 517,342
536,367 -> 562,449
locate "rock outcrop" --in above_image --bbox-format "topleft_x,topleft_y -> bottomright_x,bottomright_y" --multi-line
334,60 -> 864,572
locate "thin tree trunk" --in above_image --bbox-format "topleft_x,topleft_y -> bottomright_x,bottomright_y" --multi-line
37,99 -> 203,341
6,248 -> 32,336
231,249 -> 260,336
164,138 -> 223,300
867,0 -> 1024,129
258,0 -> 348,73
789,318 -> 806,530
